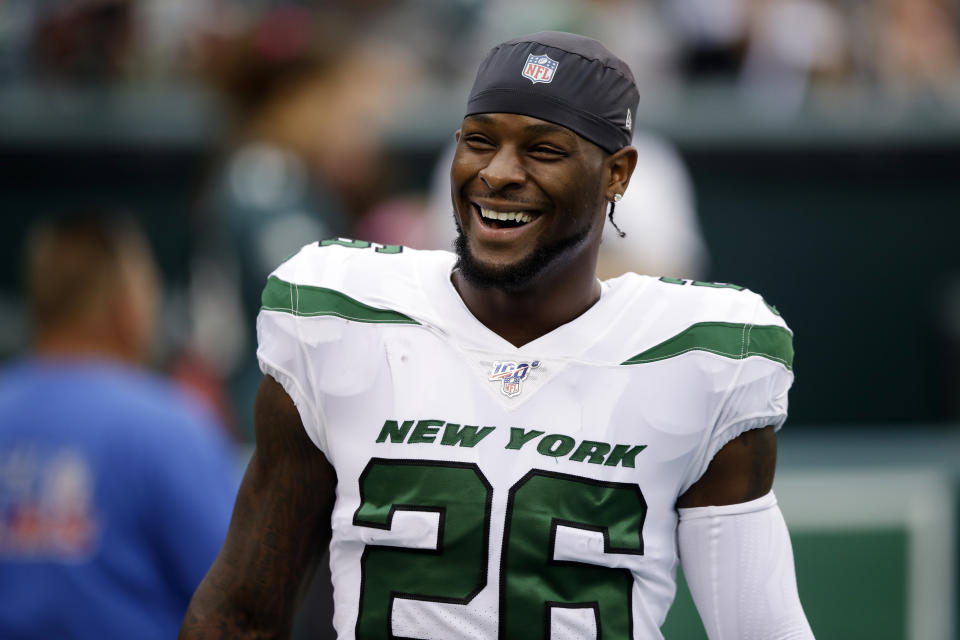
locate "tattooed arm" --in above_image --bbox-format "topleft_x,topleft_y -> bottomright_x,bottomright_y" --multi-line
180,375 -> 336,639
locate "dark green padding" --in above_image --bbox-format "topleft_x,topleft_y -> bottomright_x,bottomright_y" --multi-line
261,276 -> 419,325
622,322 -> 793,370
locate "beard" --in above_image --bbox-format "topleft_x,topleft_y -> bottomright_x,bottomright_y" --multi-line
453,214 -> 594,292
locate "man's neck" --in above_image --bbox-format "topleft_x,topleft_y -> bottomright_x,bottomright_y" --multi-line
451,261 -> 602,348
33,332 -> 136,366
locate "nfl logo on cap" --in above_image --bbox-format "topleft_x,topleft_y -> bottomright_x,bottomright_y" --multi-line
522,53 -> 559,84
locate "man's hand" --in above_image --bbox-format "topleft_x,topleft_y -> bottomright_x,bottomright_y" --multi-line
180,375 -> 336,639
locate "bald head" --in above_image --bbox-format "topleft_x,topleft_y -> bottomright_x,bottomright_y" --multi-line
25,213 -> 160,364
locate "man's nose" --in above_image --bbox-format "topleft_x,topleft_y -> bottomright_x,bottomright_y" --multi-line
479,146 -> 525,191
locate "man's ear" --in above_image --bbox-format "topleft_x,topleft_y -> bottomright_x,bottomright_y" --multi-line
454,129 -> 462,143
605,146 -> 639,201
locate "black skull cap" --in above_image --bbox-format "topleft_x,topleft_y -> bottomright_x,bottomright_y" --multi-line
466,31 -> 639,154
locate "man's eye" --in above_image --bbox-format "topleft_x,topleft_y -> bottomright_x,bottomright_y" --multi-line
530,146 -> 566,158
464,136 -> 495,149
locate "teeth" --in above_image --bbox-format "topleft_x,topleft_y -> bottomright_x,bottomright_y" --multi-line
480,208 -> 534,224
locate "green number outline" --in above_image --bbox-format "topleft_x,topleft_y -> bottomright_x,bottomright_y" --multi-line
320,237 -> 403,254
499,469 -> 647,639
353,461 -> 647,639
352,458 -> 492,639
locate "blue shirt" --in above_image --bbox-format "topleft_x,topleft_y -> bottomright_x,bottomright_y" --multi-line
0,358 -> 239,639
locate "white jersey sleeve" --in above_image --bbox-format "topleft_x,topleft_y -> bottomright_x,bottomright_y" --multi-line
671,288 -> 794,494
255,243 -> 329,453
255,239 -> 439,456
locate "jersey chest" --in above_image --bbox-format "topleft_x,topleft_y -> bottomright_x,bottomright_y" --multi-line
317,323 -> 715,495
313,324 -> 713,639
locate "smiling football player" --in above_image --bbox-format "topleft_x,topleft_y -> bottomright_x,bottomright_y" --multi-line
182,32 -> 813,640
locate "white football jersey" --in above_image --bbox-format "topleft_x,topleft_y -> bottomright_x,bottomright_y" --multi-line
256,239 -> 794,640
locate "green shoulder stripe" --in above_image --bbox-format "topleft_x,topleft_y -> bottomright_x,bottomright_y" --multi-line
622,322 -> 793,370
261,276 -> 420,325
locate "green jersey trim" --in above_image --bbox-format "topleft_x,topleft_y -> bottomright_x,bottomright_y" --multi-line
261,276 -> 420,325
621,322 -> 794,370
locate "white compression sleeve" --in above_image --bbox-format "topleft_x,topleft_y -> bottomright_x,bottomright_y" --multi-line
677,492 -> 815,640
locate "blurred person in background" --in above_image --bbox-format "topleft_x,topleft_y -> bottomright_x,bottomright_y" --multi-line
0,212 -> 238,639
665,0 -> 960,111
872,0 -> 960,99
664,0 -> 850,114
181,5 -> 418,438
32,0 -> 136,84
737,0 -> 849,114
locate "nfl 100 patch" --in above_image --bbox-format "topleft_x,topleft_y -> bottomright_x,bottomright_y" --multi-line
489,360 -> 540,398
521,54 -> 559,84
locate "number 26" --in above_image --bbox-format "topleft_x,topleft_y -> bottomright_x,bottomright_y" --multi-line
353,459 -> 647,639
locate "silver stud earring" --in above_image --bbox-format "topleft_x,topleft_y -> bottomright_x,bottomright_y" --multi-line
613,193 -> 622,203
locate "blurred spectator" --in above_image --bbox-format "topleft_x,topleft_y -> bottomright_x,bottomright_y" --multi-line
740,0 -> 848,115
663,0 -> 960,109
33,0 -> 136,83
193,5 -> 418,245
873,0 -> 960,97
595,132 -> 708,279
663,0 -> 751,79
0,212 -> 238,639
182,6 -> 417,437
6,0 -> 958,100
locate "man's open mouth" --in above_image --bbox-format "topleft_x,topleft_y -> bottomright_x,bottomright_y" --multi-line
478,206 -> 538,229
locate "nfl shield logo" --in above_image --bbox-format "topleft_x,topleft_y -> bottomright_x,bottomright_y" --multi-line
522,54 -> 559,84
489,360 -> 541,398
